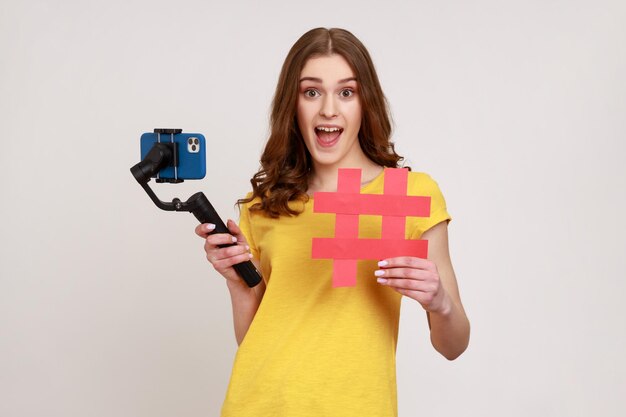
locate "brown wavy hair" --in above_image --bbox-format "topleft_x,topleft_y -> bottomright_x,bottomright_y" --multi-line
239,27 -> 404,217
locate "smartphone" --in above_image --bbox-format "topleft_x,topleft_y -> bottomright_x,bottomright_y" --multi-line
140,132 -> 206,180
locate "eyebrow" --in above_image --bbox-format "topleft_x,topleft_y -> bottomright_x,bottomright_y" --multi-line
299,76 -> 358,84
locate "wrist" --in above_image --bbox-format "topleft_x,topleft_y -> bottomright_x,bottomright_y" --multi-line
227,278 -> 265,302
226,278 -> 249,294
432,293 -> 454,318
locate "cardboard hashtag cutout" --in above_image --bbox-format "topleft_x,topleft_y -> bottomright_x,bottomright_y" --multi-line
312,168 -> 431,287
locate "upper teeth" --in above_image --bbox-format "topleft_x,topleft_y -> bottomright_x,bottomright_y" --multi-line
316,127 -> 341,132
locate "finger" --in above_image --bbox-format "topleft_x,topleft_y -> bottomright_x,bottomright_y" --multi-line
195,223 -> 216,238
208,243 -> 251,262
376,277 -> 437,292
212,251 -> 255,273
226,219 -> 249,246
204,240 -> 245,260
394,288 -> 437,305
378,257 -> 435,271
205,233 -> 239,247
374,267 -> 432,280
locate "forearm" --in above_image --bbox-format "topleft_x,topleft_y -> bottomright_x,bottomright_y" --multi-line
428,297 -> 470,360
226,280 -> 266,345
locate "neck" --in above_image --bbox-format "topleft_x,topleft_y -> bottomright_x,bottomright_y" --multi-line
307,160 -> 383,194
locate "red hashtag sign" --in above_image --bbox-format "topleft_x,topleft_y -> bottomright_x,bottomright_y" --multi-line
312,168 -> 431,287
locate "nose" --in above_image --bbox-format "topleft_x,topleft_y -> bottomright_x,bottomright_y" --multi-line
319,94 -> 338,118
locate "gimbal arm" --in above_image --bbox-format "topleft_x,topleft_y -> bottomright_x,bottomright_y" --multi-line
130,134 -> 262,288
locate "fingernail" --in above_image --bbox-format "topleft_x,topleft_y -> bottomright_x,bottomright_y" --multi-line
248,253 -> 253,259
206,223 -> 215,231
378,260 -> 388,267
377,278 -> 387,284
232,236 -> 237,243
245,245 -> 250,251
374,270 -> 385,277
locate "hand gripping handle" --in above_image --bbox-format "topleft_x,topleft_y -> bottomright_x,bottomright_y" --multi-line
186,192 -> 262,287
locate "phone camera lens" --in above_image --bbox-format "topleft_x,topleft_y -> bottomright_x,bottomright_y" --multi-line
187,137 -> 200,153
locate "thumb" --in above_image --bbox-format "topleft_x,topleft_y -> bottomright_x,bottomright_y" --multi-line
226,219 -> 248,245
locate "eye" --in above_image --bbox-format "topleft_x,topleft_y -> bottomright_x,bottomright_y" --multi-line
340,89 -> 354,98
304,89 -> 320,98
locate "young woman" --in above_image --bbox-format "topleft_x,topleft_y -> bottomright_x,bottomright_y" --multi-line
195,27 -> 470,417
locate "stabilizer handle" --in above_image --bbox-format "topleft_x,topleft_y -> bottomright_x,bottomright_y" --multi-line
186,192 -> 263,287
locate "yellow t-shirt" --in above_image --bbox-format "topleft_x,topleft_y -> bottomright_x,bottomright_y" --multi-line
222,169 -> 452,417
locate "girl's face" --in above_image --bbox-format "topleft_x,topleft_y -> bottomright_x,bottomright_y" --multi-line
296,54 -> 365,171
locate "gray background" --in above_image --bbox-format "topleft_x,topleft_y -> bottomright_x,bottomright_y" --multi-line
1,0 -> 625,416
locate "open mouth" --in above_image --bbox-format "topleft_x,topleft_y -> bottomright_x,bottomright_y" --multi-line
315,126 -> 343,147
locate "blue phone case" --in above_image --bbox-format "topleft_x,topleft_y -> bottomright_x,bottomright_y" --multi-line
140,132 -> 206,180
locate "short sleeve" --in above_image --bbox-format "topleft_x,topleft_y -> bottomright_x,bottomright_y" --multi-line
409,173 -> 452,239
238,194 -> 260,260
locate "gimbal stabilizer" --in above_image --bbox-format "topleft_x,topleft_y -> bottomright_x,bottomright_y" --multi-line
130,128 -> 262,288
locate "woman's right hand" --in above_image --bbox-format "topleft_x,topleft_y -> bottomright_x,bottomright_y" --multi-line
194,219 -> 255,285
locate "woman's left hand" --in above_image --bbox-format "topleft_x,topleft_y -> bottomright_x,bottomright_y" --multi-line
375,257 -> 452,315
